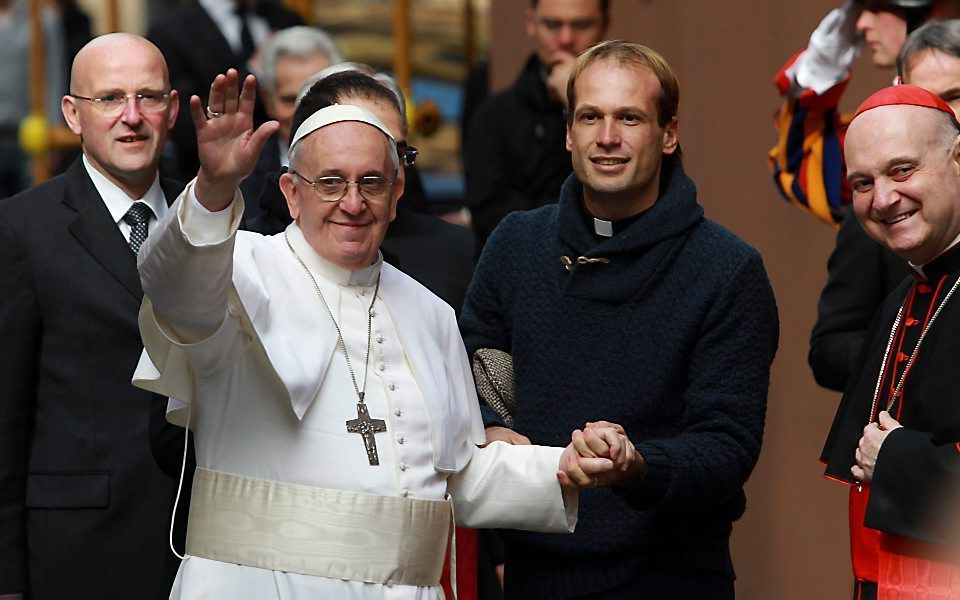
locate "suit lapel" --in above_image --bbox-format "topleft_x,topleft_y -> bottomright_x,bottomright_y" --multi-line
63,160 -> 143,301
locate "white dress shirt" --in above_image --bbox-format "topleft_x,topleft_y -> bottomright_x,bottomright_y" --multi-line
82,154 -> 167,243
198,0 -> 270,58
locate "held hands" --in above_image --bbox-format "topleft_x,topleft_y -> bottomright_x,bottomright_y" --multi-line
851,411 -> 902,484
191,69 -> 279,211
557,421 -> 644,491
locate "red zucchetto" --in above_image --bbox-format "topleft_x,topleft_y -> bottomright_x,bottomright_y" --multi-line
853,83 -> 959,127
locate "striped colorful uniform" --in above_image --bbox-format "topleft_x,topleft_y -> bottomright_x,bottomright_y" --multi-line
768,51 -> 852,228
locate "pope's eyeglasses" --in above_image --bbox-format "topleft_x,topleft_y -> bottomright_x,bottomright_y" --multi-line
290,171 -> 394,203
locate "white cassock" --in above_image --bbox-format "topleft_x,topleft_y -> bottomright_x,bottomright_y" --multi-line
132,183 -> 577,600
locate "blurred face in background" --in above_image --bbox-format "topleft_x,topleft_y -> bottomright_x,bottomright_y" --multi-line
266,52 -> 334,144
857,5 -> 908,68
905,49 -> 960,117
526,0 -> 606,69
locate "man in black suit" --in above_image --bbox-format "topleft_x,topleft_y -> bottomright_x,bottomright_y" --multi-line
149,0 -> 302,183
463,0 -> 608,244
0,33 -> 185,599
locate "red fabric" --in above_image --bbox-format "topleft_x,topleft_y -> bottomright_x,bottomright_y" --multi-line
853,84 -> 958,124
878,534 -> 960,599
440,527 -> 478,600
851,485 -> 882,584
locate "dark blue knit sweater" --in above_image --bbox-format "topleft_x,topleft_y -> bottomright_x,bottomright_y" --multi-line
460,164 -> 780,597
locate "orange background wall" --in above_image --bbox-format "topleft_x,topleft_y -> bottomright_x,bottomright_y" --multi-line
487,1 -> 895,598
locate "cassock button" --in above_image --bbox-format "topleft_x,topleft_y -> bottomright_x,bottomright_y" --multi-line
399,462 -> 408,471
371,310 -> 377,318
400,488 -> 409,497
397,436 -> 406,445
378,363 -> 387,371
919,284 -> 932,294
905,317 -> 919,327
389,383 -> 397,391
897,351 -> 909,362
394,408 -> 402,417
376,334 -> 385,343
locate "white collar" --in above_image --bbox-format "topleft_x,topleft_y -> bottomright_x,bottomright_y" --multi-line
278,139 -> 289,168
285,220 -> 381,287
198,0 -> 238,21
82,154 -> 166,224
910,231 -> 960,278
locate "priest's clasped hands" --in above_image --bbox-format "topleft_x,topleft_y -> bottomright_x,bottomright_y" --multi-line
557,421 -> 645,490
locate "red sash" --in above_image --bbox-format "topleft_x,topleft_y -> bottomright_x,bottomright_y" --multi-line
850,485 -> 881,584
878,534 -> 960,598
849,485 -> 960,597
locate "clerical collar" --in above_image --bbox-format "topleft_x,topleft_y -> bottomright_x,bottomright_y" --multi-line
579,200 -> 650,239
908,231 -> 960,279
285,221 -> 381,287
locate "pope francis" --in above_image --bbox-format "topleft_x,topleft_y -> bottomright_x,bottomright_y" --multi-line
131,70 -> 621,599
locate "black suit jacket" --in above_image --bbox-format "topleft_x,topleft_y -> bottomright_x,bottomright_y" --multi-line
149,1 -> 302,183
0,159 -> 185,598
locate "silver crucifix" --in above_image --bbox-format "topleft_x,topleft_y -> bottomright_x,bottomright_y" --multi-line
346,401 -> 387,465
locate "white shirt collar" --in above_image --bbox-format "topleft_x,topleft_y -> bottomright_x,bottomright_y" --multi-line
909,231 -> 960,279
278,139 -> 289,168
82,154 -> 167,225
198,0 -> 238,23
198,0 -> 269,58
285,220 -> 381,287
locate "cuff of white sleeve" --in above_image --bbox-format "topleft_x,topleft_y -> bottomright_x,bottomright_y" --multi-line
180,178 -> 244,246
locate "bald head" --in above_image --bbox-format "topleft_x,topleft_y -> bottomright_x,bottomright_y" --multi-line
63,33 -> 178,200
70,34 -> 169,95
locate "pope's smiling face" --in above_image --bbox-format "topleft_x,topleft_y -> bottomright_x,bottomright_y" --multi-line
846,104 -> 960,264
280,121 -> 402,270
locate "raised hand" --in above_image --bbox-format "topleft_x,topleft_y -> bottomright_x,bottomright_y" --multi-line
191,69 -> 279,211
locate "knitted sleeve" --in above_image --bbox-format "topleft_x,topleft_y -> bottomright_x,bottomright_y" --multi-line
459,216 -> 519,427
622,249 -> 780,510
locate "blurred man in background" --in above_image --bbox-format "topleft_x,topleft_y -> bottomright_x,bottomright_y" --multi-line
240,25 -> 341,222
463,0 -> 607,244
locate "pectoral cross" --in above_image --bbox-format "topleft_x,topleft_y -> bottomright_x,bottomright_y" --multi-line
346,399 -> 387,465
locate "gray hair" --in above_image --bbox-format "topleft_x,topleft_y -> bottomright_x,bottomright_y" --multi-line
296,62 -> 407,123
259,26 -> 343,95
899,20 -> 960,78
